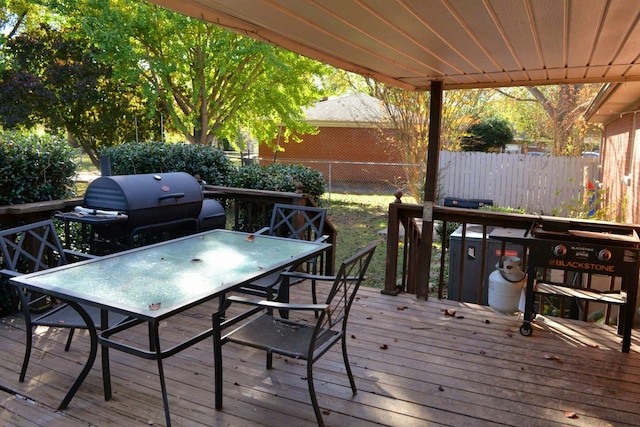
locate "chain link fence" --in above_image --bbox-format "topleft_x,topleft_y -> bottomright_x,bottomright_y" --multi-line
267,159 -> 424,197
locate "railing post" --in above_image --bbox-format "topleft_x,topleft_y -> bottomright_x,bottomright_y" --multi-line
382,192 -> 403,295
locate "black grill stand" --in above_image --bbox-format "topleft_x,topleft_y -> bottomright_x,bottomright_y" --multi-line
492,221 -> 640,353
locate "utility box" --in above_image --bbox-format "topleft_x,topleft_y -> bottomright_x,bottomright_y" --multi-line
447,225 -> 524,305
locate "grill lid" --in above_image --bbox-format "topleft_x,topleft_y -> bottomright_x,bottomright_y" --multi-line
84,172 -> 203,212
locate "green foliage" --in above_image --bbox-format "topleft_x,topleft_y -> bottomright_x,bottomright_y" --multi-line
58,0 -> 327,148
0,132 -> 76,205
100,142 -> 233,186
0,23 -> 158,167
479,205 -> 527,214
229,163 -> 326,202
460,116 -> 514,152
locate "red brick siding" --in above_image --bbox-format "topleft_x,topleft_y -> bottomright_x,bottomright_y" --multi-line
259,126 -> 402,184
601,113 -> 640,223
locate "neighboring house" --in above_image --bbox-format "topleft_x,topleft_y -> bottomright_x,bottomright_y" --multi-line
585,81 -> 640,223
259,93 -> 401,189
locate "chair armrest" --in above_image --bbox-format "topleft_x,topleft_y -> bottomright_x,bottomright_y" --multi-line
314,235 -> 330,243
282,271 -> 366,282
227,295 -> 328,312
281,271 -> 335,282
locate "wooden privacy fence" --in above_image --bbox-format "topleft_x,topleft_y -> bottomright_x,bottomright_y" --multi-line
438,151 -> 600,215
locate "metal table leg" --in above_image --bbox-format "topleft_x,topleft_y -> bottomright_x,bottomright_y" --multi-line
58,301 -> 98,410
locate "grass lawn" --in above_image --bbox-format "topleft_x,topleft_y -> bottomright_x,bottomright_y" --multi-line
322,194 -> 394,288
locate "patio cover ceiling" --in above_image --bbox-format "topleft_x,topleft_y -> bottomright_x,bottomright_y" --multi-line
148,0 -> 640,91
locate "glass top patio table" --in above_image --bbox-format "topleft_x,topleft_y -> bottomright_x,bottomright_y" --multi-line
12,229 -> 329,320
10,229 -> 330,426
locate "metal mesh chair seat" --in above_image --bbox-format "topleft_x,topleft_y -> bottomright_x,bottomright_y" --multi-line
226,314 -> 338,358
30,303 -> 125,330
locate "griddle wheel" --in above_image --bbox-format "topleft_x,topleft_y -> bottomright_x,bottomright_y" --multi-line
520,323 -> 533,336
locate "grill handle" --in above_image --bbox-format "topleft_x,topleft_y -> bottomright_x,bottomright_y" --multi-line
158,192 -> 186,202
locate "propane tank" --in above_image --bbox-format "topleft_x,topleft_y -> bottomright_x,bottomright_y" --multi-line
488,256 -> 526,314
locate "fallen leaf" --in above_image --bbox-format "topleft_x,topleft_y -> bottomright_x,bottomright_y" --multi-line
543,354 -> 563,363
438,385 -> 445,391
456,315 -> 465,319
564,411 -> 578,419
506,332 -> 513,337
322,409 -> 331,415
149,302 -> 161,310
397,306 -> 409,311
351,334 -> 357,339
443,309 -> 456,317
380,344 -> 389,350
245,234 -> 255,242
484,319 -> 491,324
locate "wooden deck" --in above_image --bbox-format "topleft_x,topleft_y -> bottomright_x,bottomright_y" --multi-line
1,281 -> 640,427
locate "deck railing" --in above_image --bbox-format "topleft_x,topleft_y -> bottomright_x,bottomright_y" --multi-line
385,193 -> 640,327
385,193 -> 536,300
0,187 -> 336,275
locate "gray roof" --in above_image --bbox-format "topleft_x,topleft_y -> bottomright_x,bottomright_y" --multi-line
303,93 -> 387,124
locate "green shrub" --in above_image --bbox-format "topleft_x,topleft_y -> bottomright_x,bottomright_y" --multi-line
229,163 -> 325,202
0,132 -> 76,205
100,141 -> 233,186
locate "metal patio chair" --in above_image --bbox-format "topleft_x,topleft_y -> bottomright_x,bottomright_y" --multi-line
0,219 -> 128,382
238,203 -> 328,307
214,243 -> 376,426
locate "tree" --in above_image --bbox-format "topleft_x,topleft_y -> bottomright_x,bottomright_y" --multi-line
0,23 -> 157,166
55,0 -> 328,149
460,117 -> 513,152
361,75 -> 495,199
495,84 -> 602,155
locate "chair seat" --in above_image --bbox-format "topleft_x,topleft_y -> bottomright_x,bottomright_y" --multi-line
227,314 -> 337,358
33,303 -> 129,330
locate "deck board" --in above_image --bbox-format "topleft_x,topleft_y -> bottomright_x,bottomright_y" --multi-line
1,282 -> 640,426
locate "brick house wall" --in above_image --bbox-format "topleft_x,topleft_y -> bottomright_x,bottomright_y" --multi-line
600,112 -> 640,223
258,94 -> 403,189
259,125 -> 400,188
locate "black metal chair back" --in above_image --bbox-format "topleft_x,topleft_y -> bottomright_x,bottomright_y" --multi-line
266,203 -> 326,241
0,219 -> 127,383
0,220 -> 68,273
238,203 -> 328,308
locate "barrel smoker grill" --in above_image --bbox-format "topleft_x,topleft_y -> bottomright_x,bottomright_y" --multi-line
58,172 -> 225,252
